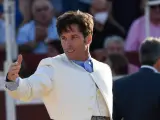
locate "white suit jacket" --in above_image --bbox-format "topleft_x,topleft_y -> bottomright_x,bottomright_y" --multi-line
5,54 -> 113,120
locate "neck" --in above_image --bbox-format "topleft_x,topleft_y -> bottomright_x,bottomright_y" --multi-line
81,52 -> 90,61
76,52 -> 90,61
68,51 -> 91,61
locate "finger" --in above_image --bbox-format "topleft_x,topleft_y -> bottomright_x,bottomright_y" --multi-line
10,65 -> 21,70
8,74 -> 19,81
9,70 -> 20,75
16,54 -> 23,65
11,62 -> 19,66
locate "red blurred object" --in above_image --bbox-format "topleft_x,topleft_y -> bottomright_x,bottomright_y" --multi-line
0,52 -> 47,74
0,91 -> 6,120
22,53 -> 47,73
0,52 -> 140,73
16,105 -> 50,120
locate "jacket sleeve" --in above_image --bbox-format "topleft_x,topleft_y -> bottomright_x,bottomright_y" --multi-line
5,58 -> 54,102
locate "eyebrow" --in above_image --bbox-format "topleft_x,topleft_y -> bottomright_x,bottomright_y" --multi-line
72,34 -> 79,37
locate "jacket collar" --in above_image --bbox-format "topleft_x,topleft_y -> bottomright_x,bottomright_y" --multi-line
140,65 -> 158,73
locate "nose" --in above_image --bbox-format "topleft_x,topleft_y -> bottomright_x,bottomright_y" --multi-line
64,40 -> 72,49
65,39 -> 73,45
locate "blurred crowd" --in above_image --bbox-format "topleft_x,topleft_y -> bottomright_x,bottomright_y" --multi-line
0,0 -> 160,77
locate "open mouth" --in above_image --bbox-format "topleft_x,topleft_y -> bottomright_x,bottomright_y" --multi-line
66,49 -> 75,53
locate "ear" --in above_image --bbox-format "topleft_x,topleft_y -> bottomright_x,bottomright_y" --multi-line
154,58 -> 160,72
84,35 -> 92,45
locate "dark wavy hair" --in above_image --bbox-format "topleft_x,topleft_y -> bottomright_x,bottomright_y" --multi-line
56,10 -> 94,38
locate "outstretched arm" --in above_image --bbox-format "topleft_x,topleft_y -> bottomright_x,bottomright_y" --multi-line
5,55 -> 54,101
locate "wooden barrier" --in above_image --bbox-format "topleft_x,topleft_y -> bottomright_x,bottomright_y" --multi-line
0,91 -> 6,120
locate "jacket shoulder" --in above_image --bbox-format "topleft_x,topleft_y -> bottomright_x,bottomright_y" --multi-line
92,58 -> 111,71
38,54 -> 65,67
113,72 -> 138,86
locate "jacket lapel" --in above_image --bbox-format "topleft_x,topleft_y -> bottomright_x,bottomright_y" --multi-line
61,54 -> 112,119
91,59 -> 112,119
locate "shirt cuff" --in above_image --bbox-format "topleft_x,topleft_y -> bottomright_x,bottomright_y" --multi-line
5,77 -> 20,91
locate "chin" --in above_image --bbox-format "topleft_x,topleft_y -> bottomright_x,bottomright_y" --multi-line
64,53 -> 75,60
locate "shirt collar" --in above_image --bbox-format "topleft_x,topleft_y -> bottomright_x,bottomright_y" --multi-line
72,55 -> 92,63
141,65 -> 158,73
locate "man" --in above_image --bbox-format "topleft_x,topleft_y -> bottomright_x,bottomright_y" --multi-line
17,0 -> 58,54
89,0 -> 125,51
104,35 -> 139,74
113,37 -> 160,120
5,11 -> 113,120
125,0 -> 160,52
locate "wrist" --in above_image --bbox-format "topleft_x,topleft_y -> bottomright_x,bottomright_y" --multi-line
6,73 -> 12,82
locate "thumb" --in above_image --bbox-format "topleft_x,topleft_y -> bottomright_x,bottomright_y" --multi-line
16,54 -> 23,65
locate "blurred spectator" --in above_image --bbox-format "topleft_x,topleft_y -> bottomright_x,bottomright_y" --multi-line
19,0 -> 32,24
19,0 -> 60,24
0,0 -> 24,28
50,0 -> 62,13
17,0 -> 59,54
89,0 -> 125,51
45,39 -> 63,57
104,35 -> 139,74
112,0 -> 143,32
105,53 -> 128,76
125,1 -> 160,52
92,48 -> 106,62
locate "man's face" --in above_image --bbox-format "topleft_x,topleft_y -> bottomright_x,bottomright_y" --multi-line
33,0 -> 52,24
106,42 -> 124,55
150,4 -> 160,23
90,0 -> 109,26
60,24 -> 90,60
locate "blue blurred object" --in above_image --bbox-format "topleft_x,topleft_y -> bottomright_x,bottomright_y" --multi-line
0,0 -> 23,28
62,0 -> 79,12
0,4 -> 3,13
15,0 -> 23,28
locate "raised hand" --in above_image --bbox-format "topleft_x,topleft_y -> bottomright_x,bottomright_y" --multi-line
7,54 -> 23,81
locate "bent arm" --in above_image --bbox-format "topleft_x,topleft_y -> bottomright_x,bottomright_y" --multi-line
5,58 -> 54,101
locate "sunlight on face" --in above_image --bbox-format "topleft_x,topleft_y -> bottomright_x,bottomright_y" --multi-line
60,24 -> 89,60
32,0 -> 53,24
